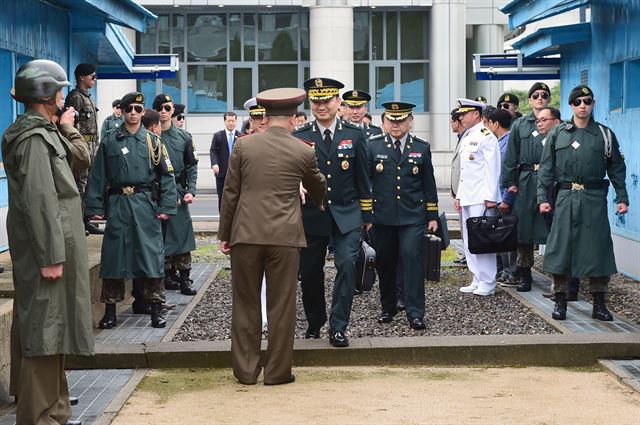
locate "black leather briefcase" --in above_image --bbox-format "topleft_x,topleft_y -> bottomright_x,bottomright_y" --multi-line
422,233 -> 441,282
356,231 -> 376,292
435,211 -> 450,250
466,207 -> 518,254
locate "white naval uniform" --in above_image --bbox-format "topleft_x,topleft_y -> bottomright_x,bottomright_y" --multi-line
456,121 -> 502,293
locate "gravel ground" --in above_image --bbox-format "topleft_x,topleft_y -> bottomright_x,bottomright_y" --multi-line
533,253 -> 640,325
174,237 -> 557,341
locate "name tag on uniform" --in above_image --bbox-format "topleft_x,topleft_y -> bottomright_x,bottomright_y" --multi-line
532,130 -> 539,137
121,147 -> 129,155
376,154 -> 388,160
571,141 -> 581,149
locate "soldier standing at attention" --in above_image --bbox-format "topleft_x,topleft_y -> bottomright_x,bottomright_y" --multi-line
538,85 -> 628,321
496,93 -> 522,122
367,102 -> 439,330
100,98 -> 123,140
501,82 -> 552,292
86,92 -> 177,329
295,78 -> 372,347
65,63 -> 103,235
172,103 -> 186,128
342,89 -> 382,139
3,59 -> 93,425
153,94 -> 198,296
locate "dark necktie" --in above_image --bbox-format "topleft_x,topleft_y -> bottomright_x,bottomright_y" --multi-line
324,129 -> 332,152
394,139 -> 402,161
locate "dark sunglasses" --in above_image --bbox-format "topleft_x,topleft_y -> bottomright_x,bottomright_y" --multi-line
124,105 -> 144,113
498,103 -> 511,109
175,114 -> 185,120
570,97 -> 594,107
156,104 -> 172,112
531,92 -> 549,100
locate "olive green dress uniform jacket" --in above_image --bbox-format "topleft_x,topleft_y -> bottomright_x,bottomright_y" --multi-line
501,112 -> 549,244
293,120 -> 372,235
218,126 -> 326,247
162,125 -> 198,256
86,126 -> 177,279
367,133 -> 439,224
2,110 -> 94,357
100,115 -> 123,141
537,118 -> 628,277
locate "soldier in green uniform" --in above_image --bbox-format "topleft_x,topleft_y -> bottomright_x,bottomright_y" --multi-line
538,85 -> 628,321
100,98 -> 123,139
65,63 -> 103,235
496,93 -> 522,123
153,94 -> 198,295
368,102 -> 439,330
3,59 -> 94,425
295,77 -> 372,347
342,89 -> 382,139
86,92 -> 177,329
501,82 -> 552,292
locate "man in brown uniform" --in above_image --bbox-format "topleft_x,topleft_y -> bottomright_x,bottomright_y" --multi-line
219,88 -> 326,386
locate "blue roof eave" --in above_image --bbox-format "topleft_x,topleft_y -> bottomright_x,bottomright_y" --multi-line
56,0 -> 156,33
512,22 -> 591,58
501,0 -> 590,30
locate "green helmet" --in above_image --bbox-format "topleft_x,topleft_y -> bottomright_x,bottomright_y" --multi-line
11,59 -> 71,104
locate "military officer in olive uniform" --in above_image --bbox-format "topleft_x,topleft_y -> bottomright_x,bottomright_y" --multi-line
295,77 -> 372,347
153,94 -> 199,296
4,59 -> 94,425
65,63 -> 103,235
538,85 -> 628,321
501,82 -> 552,292
368,102 -> 439,330
100,98 -> 123,139
342,89 -> 382,139
86,92 -> 177,329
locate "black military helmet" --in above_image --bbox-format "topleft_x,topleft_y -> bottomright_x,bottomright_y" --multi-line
11,59 -> 71,104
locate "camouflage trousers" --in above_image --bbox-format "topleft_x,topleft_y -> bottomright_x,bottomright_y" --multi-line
73,134 -> 97,202
553,274 -> 609,293
516,244 -> 535,268
164,252 -> 192,271
101,278 -> 165,304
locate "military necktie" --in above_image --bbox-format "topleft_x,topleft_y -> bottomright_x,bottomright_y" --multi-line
323,129 -> 332,152
394,139 -> 402,161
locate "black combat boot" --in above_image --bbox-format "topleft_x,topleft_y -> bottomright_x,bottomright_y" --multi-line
150,303 -> 167,328
551,292 -> 567,320
178,270 -> 197,296
592,292 -> 613,321
516,267 -> 532,292
98,303 -> 117,329
164,267 -> 181,290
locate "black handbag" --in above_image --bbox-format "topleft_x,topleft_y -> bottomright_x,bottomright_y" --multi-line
356,229 -> 377,292
466,207 -> 518,254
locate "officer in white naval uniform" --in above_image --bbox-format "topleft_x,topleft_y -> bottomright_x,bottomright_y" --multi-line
454,99 -> 502,296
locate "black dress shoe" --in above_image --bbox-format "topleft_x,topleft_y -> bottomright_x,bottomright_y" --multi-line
69,396 -> 79,406
264,374 -> 295,386
85,222 -> 104,235
396,299 -> 406,311
453,256 -> 467,265
304,328 -> 320,339
409,317 -> 426,330
329,331 -> 349,347
377,312 -> 396,324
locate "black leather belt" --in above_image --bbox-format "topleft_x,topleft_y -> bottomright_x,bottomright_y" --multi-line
108,184 -> 151,196
520,164 -> 540,171
557,181 -> 609,191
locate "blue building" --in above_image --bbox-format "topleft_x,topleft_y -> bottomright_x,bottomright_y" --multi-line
501,0 -> 640,278
0,0 -> 155,251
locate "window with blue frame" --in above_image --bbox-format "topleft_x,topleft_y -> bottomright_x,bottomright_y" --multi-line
609,61 -> 623,113
626,59 -> 640,109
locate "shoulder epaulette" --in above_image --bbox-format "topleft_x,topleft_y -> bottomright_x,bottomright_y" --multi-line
564,123 -> 574,131
367,133 -> 385,142
411,135 -> 429,145
341,121 -> 362,131
293,121 -> 314,133
481,127 -> 491,136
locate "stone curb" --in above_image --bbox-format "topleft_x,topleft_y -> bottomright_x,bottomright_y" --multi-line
67,333 -> 640,370
598,359 -> 640,394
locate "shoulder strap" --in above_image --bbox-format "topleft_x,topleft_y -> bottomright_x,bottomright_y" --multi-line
598,124 -> 612,158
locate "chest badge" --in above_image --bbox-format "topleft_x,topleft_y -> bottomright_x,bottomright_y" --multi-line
341,160 -> 349,170
571,141 -> 581,149
376,163 -> 384,173
469,154 -> 475,160
412,165 -> 419,175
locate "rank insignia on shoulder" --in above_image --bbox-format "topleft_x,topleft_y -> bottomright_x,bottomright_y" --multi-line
481,127 -> 491,136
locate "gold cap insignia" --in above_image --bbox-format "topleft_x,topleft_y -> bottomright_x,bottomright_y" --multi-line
391,103 -> 399,110
135,95 -> 143,102
165,95 -> 171,102
504,95 -> 510,102
315,78 -> 323,87
582,87 -> 589,94
542,84 -> 548,90
352,90 -> 358,97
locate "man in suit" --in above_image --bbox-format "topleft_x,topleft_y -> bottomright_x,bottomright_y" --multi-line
219,88 -> 326,386
294,77 -> 372,348
209,112 -> 239,211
